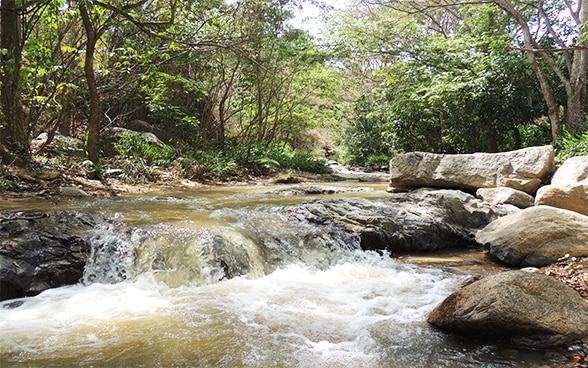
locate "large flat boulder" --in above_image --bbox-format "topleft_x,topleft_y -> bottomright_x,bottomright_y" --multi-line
476,206 -> 588,267
428,270 -> 588,349
389,146 -> 555,194
295,188 -> 507,253
535,155 -> 588,215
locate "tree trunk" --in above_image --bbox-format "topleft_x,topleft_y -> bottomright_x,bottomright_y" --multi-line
79,3 -> 101,164
0,0 -> 27,163
493,0 -> 563,140
564,0 -> 588,135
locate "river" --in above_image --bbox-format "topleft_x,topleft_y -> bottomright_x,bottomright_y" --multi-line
0,182 -> 567,367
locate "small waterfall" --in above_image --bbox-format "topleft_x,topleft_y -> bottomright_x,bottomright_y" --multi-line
81,205 -> 362,288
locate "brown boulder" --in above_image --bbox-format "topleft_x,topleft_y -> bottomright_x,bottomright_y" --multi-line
428,270 -> 588,349
476,187 -> 534,209
389,146 -> 554,193
476,206 -> 588,267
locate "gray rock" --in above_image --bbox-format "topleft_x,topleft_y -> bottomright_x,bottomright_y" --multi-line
127,119 -> 154,133
60,186 -> 89,197
427,270 -> 588,349
476,205 -> 588,266
0,211 -> 103,301
295,188 -> 506,253
389,146 -> 555,194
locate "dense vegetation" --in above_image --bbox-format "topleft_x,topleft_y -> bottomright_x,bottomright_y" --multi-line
0,0 -> 587,188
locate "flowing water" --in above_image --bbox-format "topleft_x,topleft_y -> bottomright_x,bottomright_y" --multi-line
0,183 -> 567,367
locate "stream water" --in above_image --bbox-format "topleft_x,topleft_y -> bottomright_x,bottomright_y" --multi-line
0,182 -> 567,367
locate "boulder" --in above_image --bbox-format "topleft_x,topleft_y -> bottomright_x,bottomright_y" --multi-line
535,184 -> 588,215
535,155 -> 588,215
389,146 -> 555,194
552,155 -> 588,185
0,211 -> 103,301
127,119 -> 154,133
60,186 -> 89,197
476,206 -> 588,267
295,188 -> 507,253
427,270 -> 588,349
476,187 -> 535,209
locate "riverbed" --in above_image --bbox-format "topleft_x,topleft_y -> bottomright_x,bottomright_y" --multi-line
0,182 -> 567,367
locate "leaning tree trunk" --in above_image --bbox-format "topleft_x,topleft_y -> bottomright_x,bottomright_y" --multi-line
0,0 -> 27,164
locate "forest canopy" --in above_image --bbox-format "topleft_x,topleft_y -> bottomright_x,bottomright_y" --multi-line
0,0 -> 587,181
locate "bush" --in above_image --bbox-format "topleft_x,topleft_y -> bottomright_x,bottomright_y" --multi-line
114,130 -> 177,166
556,129 -> 588,161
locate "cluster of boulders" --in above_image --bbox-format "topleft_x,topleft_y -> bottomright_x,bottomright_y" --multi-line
388,145 -> 588,351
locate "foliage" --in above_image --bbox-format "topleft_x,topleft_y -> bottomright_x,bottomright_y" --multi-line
181,142 -> 331,179
334,2 -> 549,163
0,170 -> 19,191
113,131 -> 177,167
556,128 -> 588,161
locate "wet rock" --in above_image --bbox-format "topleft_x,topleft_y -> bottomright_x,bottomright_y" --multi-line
389,146 -> 555,193
0,211 -> 103,301
295,188 -> 506,253
427,270 -> 588,349
476,206 -> 588,267
268,185 -> 374,196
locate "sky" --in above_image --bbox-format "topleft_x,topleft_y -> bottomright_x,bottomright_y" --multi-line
289,0 -> 351,36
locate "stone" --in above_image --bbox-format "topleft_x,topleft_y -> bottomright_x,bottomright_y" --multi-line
535,184 -> 588,215
535,155 -> 588,215
127,119 -> 154,133
476,206 -> 588,267
476,187 -> 535,208
0,211 -> 103,301
389,146 -> 555,194
427,270 -> 588,349
295,188 -> 507,253
551,155 -> 588,186
60,186 -> 89,197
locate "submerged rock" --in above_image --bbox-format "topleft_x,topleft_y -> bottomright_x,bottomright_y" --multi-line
389,146 -> 555,193
0,211 -> 103,301
295,188 -> 506,253
476,206 -> 588,267
427,270 -> 588,349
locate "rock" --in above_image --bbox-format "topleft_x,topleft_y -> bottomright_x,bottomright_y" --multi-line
31,132 -> 86,158
0,211 -> 103,301
101,127 -> 165,158
295,188 -> 507,253
358,174 -> 389,183
552,155 -> 588,186
476,206 -> 588,267
60,186 -> 89,197
535,184 -> 588,215
268,185 -> 374,196
427,270 -> 588,349
535,155 -> 588,215
476,187 -> 535,208
389,146 -> 555,194
127,119 -> 154,133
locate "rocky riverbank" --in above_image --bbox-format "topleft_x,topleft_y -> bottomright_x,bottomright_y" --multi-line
2,145 -> 588,366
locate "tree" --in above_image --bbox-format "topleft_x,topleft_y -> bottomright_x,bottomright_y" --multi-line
334,2 -> 545,161
1,0 -> 28,164
360,0 -> 588,139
